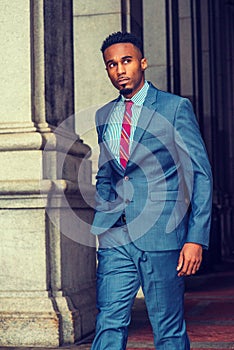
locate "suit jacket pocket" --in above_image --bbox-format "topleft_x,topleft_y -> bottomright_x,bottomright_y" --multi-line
141,129 -> 166,140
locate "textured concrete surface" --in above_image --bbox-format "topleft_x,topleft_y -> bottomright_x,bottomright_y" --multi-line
1,263 -> 234,349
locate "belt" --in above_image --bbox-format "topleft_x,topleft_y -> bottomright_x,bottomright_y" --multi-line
112,213 -> 126,227
121,214 -> 126,223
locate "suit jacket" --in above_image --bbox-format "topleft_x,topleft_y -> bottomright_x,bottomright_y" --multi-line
91,83 -> 213,251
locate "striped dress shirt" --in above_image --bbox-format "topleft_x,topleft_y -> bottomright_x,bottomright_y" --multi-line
105,81 -> 149,164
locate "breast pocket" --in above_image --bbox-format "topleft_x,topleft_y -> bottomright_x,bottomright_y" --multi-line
141,129 -> 167,141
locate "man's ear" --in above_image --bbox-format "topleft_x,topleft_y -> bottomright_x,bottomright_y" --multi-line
141,57 -> 148,71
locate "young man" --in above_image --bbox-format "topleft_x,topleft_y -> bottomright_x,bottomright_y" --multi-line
91,32 -> 212,350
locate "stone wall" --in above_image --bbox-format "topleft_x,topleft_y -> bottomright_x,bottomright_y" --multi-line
0,0 -> 96,346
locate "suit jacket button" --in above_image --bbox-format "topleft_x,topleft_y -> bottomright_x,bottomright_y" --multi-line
125,199 -> 130,204
124,176 -> 129,181
142,253 -> 147,262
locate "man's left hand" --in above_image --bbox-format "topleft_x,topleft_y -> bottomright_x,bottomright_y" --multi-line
177,243 -> 203,276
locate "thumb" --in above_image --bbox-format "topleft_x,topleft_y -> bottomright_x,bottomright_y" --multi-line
177,251 -> 184,271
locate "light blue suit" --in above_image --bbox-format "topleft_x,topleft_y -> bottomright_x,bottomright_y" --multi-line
91,83 -> 212,349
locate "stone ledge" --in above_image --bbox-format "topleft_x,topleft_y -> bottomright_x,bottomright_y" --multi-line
0,179 -> 95,196
0,131 -> 91,158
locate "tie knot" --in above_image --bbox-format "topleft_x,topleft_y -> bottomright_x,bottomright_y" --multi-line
125,100 -> 133,112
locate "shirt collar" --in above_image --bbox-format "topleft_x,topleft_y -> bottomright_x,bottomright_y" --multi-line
121,81 -> 149,106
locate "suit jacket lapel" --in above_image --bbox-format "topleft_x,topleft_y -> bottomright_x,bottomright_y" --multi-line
99,99 -> 118,140
130,84 -> 159,158
100,97 -> 125,174
98,84 -> 159,173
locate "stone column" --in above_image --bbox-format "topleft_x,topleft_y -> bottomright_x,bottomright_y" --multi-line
0,0 -> 96,347
143,0 -> 168,90
73,1 -> 122,181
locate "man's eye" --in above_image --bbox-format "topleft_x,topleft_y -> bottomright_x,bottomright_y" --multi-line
108,63 -> 116,68
123,59 -> 131,64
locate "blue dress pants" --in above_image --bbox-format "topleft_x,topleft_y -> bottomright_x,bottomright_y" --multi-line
91,233 -> 190,350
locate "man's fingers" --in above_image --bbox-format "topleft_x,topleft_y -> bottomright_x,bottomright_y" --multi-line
177,259 -> 189,276
193,261 -> 201,274
177,249 -> 187,273
176,254 -> 184,271
177,243 -> 203,276
178,258 -> 202,276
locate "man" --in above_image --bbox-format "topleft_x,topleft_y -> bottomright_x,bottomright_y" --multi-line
91,31 -> 212,350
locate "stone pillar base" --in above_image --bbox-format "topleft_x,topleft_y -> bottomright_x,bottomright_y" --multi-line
0,288 -> 96,347
0,147 -> 96,347
0,293 -> 59,347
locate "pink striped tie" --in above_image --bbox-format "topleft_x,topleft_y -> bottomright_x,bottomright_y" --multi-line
120,100 -> 133,168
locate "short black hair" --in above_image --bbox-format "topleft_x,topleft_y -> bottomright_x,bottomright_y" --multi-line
101,31 -> 144,56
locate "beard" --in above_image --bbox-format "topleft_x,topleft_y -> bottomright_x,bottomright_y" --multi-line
119,87 -> 133,96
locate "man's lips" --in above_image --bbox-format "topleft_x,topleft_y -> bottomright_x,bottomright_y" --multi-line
118,77 -> 130,86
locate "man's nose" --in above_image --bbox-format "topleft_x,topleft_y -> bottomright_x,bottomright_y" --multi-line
117,63 -> 126,75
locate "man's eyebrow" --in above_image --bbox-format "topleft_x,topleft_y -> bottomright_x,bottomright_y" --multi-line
106,55 -> 133,66
121,55 -> 133,60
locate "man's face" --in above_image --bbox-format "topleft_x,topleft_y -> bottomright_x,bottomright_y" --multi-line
103,43 -> 148,98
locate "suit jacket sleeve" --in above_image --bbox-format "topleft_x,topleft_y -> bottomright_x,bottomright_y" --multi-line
175,98 -> 213,249
94,110 -> 113,213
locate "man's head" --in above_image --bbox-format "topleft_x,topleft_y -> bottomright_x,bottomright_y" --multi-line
101,32 -> 148,98
101,31 -> 144,57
